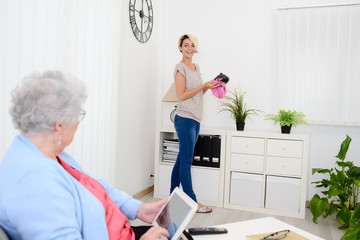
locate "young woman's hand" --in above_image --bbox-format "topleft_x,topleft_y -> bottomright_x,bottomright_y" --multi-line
203,79 -> 220,90
202,79 -> 220,94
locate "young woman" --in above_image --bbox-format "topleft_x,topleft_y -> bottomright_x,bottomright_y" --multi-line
170,34 -> 219,213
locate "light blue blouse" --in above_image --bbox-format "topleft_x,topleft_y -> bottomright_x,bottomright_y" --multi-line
0,135 -> 142,240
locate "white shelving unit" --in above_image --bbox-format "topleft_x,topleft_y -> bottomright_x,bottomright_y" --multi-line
223,131 -> 309,218
154,126 -> 226,207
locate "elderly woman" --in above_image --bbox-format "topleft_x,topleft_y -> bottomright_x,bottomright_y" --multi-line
0,71 -> 169,240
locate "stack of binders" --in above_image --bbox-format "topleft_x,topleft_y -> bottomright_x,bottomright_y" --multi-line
193,135 -> 221,168
162,139 -> 179,162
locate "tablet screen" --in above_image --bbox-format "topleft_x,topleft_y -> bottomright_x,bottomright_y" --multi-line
153,187 -> 197,240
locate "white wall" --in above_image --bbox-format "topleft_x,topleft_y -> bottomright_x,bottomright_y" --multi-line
157,0 -> 360,200
115,1 -> 161,195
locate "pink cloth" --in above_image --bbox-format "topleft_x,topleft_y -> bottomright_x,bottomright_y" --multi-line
211,78 -> 226,99
58,157 -> 135,240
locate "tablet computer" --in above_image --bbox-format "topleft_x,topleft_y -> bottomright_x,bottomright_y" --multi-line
152,187 -> 197,240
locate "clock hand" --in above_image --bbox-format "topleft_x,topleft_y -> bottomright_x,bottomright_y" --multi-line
141,0 -> 144,32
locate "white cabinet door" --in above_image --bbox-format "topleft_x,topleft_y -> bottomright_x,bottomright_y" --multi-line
158,164 -> 219,202
230,172 -> 264,207
265,176 -> 301,212
158,164 -> 172,196
192,167 -> 219,202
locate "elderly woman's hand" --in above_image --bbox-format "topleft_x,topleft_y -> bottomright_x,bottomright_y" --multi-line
140,227 -> 169,240
136,198 -> 168,224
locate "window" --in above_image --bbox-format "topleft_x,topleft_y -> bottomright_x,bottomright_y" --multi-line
277,4 -> 360,126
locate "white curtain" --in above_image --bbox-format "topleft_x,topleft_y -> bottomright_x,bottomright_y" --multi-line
0,0 -> 123,184
277,4 -> 360,126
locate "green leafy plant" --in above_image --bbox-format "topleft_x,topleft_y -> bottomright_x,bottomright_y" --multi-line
309,135 -> 360,239
219,88 -> 261,123
264,110 -> 309,127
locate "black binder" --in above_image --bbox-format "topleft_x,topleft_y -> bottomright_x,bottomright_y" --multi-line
193,136 -> 202,166
210,136 -> 221,168
201,136 -> 212,167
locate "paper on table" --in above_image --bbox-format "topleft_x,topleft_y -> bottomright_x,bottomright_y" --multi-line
246,230 -> 309,240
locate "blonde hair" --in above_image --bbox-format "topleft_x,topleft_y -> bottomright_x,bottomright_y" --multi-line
178,34 -> 198,53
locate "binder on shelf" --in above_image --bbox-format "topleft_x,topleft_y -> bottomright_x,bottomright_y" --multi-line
201,136 -> 212,167
162,151 -> 178,162
193,136 -> 202,166
210,136 -> 221,168
162,139 -> 179,162
163,139 -> 179,148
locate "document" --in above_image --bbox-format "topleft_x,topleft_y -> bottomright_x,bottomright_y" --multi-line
247,230 -> 309,240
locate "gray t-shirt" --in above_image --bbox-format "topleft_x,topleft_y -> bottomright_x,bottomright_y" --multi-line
174,62 -> 203,122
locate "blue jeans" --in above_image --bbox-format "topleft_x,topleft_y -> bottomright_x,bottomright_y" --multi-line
170,115 -> 200,202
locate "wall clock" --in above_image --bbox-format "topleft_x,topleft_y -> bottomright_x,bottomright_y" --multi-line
129,0 -> 153,43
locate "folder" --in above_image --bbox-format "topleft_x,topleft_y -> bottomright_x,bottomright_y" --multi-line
192,136 -> 202,166
210,136 -> 221,168
201,136 -> 212,167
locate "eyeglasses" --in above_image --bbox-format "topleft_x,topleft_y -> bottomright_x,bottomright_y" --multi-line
79,109 -> 86,121
261,230 -> 290,240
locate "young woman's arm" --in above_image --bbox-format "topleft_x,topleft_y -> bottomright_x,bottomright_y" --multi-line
175,71 -> 218,101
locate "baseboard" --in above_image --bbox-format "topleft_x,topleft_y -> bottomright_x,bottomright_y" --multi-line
133,187 -> 311,207
133,188 -> 311,210
133,185 -> 154,199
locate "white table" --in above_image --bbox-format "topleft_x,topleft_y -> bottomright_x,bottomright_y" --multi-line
190,217 -> 324,240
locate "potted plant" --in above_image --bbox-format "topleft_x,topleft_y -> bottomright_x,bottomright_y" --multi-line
309,135 -> 360,239
264,110 -> 308,133
219,88 -> 261,131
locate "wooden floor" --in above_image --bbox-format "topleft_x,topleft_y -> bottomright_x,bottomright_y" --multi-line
131,192 -> 345,240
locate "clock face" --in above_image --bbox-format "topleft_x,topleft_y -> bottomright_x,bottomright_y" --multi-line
129,0 -> 153,43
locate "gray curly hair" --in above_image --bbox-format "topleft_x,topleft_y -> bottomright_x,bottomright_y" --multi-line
10,70 -> 87,136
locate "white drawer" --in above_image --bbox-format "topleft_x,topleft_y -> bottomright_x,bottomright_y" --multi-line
192,167 -> 219,202
158,164 -> 172,196
265,176 -> 301,212
231,137 -> 265,155
230,172 -> 264,207
267,139 -> 303,158
266,156 -> 302,176
231,153 -> 264,172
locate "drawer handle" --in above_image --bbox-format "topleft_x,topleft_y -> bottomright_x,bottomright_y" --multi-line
282,147 -> 286,150
282,165 -> 285,168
